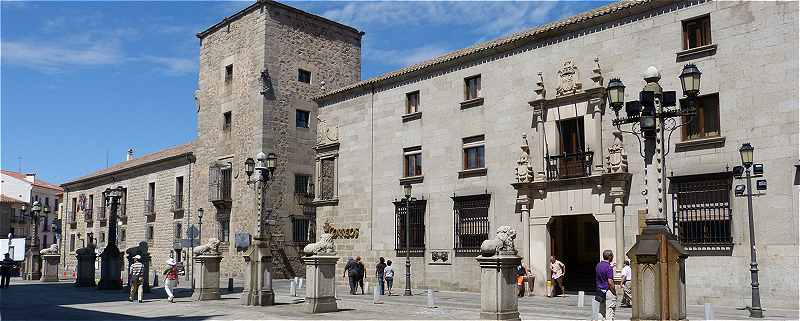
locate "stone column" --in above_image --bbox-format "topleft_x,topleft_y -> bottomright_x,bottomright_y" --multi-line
589,94 -> 604,172
75,249 -> 96,287
610,187 -> 626,271
529,218 -> 549,297
517,195 -> 531,268
303,255 -> 339,313
40,254 -> 60,282
477,255 -> 522,321
193,254 -> 222,300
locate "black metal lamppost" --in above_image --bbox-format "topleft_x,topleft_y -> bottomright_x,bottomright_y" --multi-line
738,142 -> 763,318
197,207 -> 204,246
402,184 -> 415,296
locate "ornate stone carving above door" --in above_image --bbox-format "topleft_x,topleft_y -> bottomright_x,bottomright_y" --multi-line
556,59 -> 582,97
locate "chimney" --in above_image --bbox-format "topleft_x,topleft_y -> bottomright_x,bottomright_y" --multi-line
126,148 -> 134,161
25,173 -> 35,183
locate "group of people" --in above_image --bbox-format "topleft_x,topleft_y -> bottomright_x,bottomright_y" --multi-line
343,256 -> 395,296
127,254 -> 183,303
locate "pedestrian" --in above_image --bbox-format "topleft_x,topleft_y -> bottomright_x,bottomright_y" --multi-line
594,250 -> 617,321
129,255 -> 145,303
620,259 -> 632,308
516,262 -> 528,297
356,256 -> 366,295
550,256 -> 566,297
384,260 -> 394,296
343,257 -> 358,294
163,258 -> 178,303
0,253 -> 14,288
375,257 -> 387,295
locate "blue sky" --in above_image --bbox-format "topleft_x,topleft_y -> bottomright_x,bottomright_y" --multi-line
1,1 -> 609,184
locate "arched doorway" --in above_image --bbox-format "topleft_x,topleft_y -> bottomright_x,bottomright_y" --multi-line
548,214 -> 599,293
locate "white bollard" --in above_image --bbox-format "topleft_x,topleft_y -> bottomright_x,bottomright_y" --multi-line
373,283 -> 383,304
364,281 -> 370,294
578,291 -> 585,307
290,279 -> 297,297
298,277 -> 304,289
591,298 -> 600,321
704,303 -> 714,320
426,289 -> 436,308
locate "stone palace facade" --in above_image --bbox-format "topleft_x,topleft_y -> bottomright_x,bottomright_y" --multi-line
313,0 -> 798,309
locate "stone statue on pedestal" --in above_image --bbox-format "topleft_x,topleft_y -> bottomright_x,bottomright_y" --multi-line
477,226 -> 522,321
302,233 -> 339,313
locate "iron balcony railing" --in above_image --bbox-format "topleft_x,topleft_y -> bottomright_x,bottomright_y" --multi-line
144,199 -> 155,216
68,210 -> 77,226
84,208 -> 93,222
171,194 -> 184,212
546,151 -> 594,180
209,167 -> 232,205
96,207 -> 107,222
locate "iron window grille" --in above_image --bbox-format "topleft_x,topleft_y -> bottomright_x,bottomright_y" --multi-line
394,199 -> 426,257
669,172 -> 734,255
292,217 -> 310,245
453,194 -> 490,256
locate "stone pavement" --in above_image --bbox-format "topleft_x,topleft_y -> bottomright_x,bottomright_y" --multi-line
0,277 -> 797,320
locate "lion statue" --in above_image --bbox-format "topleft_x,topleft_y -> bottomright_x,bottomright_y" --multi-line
302,233 -> 336,256
480,226 -> 518,257
193,238 -> 221,256
40,244 -> 59,255
75,243 -> 96,256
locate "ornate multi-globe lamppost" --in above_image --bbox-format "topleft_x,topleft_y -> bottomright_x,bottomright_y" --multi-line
98,186 -> 125,290
22,200 -> 47,280
605,64 -> 701,321
242,151 -> 278,306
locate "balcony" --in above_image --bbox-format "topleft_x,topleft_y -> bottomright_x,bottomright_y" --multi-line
209,167 -> 232,208
546,151 -> 594,180
96,207 -> 107,222
144,199 -> 155,217
68,211 -> 77,228
84,208 -> 94,222
170,194 -> 184,212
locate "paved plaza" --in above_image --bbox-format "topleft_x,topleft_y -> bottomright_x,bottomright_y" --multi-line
0,278 -> 797,320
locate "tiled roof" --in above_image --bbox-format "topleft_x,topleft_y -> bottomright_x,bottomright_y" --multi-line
62,142 -> 193,187
314,0 -> 651,102
1,170 -> 63,192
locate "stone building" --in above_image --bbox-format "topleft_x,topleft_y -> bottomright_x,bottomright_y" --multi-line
1,170 -> 63,252
190,0 -> 362,279
314,0 -> 798,309
60,144 -> 194,277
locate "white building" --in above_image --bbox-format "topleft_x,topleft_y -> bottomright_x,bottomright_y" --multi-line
1,170 -> 64,250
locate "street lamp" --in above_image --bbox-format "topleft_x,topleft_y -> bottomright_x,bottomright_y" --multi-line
739,142 -> 762,318
30,201 -> 42,250
197,207 -> 204,245
402,184 -> 414,296
242,151 -> 278,306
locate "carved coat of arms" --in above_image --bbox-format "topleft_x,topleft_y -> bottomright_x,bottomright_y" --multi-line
556,59 -> 582,97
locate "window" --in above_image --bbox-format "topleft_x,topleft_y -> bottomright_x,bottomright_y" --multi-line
462,135 -> 485,170
174,177 -> 184,211
209,165 -> 232,203
465,75 -> 481,100
223,111 -> 232,131
403,146 -> 422,177
406,91 -> 420,114
120,228 -> 126,242
225,64 -> 233,83
295,174 -> 311,194
670,172 -> 733,255
548,117 -> 591,179
453,194 -> 490,256
296,110 -> 310,128
219,219 -> 230,242
292,217 -> 310,244
69,234 -> 75,252
683,15 -> 711,50
682,93 -> 720,140
87,233 -> 94,246
146,225 -> 154,240
145,182 -> 155,215
100,232 -> 106,244
298,69 -> 311,83
394,199 -> 426,257
175,223 -> 183,239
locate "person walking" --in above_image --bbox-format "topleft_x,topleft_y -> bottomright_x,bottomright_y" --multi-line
375,257 -> 387,295
594,250 -> 617,321
129,255 -> 145,303
384,260 -> 394,296
344,257 -> 358,295
163,258 -> 178,303
620,259 -> 632,308
356,256 -> 366,295
550,256 -> 566,297
516,263 -> 528,297
0,253 -> 14,288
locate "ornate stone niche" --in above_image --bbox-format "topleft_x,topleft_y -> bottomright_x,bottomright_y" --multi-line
313,116 -> 340,207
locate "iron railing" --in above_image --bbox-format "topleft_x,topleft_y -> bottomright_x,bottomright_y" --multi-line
291,217 -> 310,245
96,206 -> 107,222
670,172 -> 734,255
144,199 -> 155,216
171,194 -> 184,212
394,199 -> 426,257
453,194 -> 490,256
84,208 -> 93,222
209,166 -> 232,205
68,210 -> 76,225
546,151 -> 594,180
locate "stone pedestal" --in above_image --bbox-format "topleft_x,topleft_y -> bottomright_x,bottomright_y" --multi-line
477,255 -> 522,321
302,255 -> 339,313
98,244 -> 123,290
41,254 -> 60,282
193,255 -> 222,300
240,242 -> 274,306
627,223 -> 688,321
75,251 -> 97,287
24,248 -> 42,281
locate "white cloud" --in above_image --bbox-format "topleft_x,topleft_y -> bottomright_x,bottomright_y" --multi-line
139,56 -> 197,75
365,44 -> 452,67
1,40 -> 122,72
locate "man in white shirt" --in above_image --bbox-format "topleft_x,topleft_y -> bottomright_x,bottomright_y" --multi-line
621,259 -> 632,308
550,256 -> 565,297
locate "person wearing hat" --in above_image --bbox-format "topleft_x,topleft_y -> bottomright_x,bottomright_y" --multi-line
129,255 -> 145,303
163,258 -> 179,303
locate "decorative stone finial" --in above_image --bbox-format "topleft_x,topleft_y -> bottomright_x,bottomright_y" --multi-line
302,233 -> 336,256
533,72 -> 546,101
590,57 -> 603,88
480,226 -> 518,256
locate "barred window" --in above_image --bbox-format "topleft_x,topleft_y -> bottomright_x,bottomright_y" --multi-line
453,194 -> 490,256
320,158 -> 335,200
670,172 -> 733,255
394,199 -> 426,257
295,174 -> 311,194
292,217 -> 310,244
